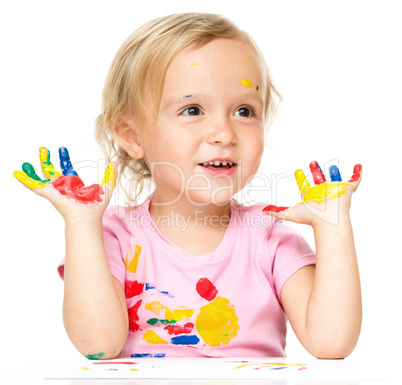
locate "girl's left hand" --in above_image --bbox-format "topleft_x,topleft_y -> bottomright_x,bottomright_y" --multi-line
263,161 -> 362,228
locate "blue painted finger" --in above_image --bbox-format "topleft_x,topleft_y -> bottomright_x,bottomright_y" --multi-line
329,165 -> 342,182
59,147 -> 79,176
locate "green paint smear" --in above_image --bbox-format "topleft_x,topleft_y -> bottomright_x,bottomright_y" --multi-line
86,352 -> 105,360
147,318 -> 176,326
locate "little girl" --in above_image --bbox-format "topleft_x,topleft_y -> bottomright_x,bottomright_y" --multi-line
14,13 -> 362,359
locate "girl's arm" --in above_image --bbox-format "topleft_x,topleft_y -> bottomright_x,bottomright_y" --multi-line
280,216 -> 361,359
264,162 -> 362,359
14,147 -> 127,359
63,215 -> 128,359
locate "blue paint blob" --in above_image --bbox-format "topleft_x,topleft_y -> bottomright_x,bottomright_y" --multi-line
171,335 -> 200,345
145,283 -> 156,290
131,353 -> 166,358
329,165 -> 342,181
271,367 -> 288,370
59,147 -> 78,176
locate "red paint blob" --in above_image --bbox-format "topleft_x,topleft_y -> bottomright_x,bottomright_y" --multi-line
309,161 -> 326,185
164,322 -> 194,335
196,278 -> 218,301
348,164 -> 362,182
51,176 -> 103,204
263,205 -> 289,213
128,300 -> 142,332
125,280 -> 144,299
93,362 -> 139,365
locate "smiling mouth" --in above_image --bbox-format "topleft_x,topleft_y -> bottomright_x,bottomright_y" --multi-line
198,160 -> 236,170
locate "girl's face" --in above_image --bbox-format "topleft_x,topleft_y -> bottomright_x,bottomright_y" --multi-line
139,38 -> 266,206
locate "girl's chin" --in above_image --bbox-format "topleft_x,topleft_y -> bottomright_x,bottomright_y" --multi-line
185,189 -> 234,207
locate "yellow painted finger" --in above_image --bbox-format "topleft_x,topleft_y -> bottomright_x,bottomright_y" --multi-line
39,147 -> 61,179
101,162 -> 117,189
303,182 -> 351,204
294,169 -> 311,195
13,171 -> 46,189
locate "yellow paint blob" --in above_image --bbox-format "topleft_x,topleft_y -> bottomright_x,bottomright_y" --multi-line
196,296 -> 239,347
190,62 -> 199,65
13,171 -> 46,189
130,368 -> 140,371
101,163 -> 117,189
145,301 -> 170,315
302,182 -> 351,204
165,308 -> 194,322
126,245 -> 141,273
143,330 -> 168,344
39,147 -> 61,178
80,366 -> 90,370
240,78 -> 253,88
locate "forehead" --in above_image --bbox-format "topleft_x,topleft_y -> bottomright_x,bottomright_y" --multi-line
162,38 -> 266,95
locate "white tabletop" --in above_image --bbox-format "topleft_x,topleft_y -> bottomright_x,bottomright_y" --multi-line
0,356 -> 398,384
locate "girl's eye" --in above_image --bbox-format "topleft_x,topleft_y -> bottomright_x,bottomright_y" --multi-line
234,107 -> 254,117
181,106 -> 202,116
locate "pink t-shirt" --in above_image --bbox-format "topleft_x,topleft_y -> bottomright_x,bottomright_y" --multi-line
58,195 -> 315,358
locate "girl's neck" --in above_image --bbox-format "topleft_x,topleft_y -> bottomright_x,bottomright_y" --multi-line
149,190 -> 232,225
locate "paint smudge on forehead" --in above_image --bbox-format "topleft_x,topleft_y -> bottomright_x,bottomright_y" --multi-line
190,62 -> 198,65
241,78 -> 253,88
178,95 -> 192,101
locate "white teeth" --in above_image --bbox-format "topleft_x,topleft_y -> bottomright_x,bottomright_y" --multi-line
201,160 -> 234,167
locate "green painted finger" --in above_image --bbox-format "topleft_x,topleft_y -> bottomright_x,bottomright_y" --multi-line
22,162 -> 50,183
39,147 -> 61,179
13,170 -> 46,189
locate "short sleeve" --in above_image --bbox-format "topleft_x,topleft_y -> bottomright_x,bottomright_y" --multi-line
267,220 -> 316,306
57,206 -> 128,288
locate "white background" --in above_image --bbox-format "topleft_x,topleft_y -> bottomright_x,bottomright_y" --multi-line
1,0 -> 401,371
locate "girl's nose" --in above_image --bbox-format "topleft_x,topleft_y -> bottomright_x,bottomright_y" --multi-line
206,117 -> 238,146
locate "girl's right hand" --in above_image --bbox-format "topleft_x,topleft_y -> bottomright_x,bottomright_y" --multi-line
13,146 -> 118,223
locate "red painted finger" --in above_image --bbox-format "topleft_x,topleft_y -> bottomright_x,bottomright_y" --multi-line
262,205 -> 289,213
348,164 -> 362,182
309,161 -> 326,185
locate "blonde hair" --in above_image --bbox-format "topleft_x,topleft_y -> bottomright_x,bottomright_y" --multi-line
95,12 -> 281,205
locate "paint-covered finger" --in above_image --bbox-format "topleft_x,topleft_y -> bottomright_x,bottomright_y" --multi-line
348,164 -> 362,183
13,170 -> 46,189
59,147 -> 79,176
295,169 -> 311,196
101,162 -> 118,189
329,165 -> 342,182
22,162 -> 50,183
39,147 -> 62,179
262,205 -> 289,214
309,161 -> 326,185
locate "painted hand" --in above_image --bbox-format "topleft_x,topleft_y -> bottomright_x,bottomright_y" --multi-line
13,146 -> 117,221
263,161 -> 362,227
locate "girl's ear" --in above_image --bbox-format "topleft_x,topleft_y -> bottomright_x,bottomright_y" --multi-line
114,119 -> 145,159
